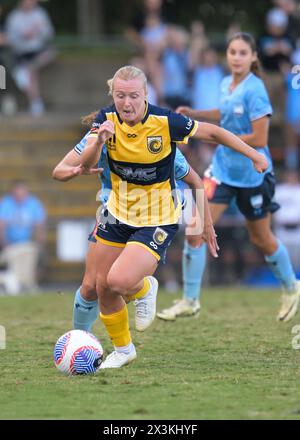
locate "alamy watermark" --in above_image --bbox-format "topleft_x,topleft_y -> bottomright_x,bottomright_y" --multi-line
0,65 -> 6,90
291,325 -> 300,350
0,325 -> 6,349
95,184 -> 206,235
291,65 -> 300,90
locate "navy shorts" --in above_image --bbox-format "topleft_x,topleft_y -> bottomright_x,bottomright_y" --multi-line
95,208 -> 179,263
206,172 -> 280,220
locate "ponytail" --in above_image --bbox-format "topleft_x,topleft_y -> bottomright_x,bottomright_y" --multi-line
81,110 -> 99,127
250,59 -> 262,78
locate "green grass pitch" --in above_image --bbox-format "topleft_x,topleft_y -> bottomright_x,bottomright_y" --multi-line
0,288 -> 300,420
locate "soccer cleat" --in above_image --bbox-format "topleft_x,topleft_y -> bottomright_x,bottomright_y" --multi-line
99,348 -> 137,369
277,281 -> 300,322
134,276 -> 158,332
157,298 -> 200,321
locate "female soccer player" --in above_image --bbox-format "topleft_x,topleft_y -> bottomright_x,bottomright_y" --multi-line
158,32 -> 300,323
72,65 -> 267,368
53,132 -> 199,334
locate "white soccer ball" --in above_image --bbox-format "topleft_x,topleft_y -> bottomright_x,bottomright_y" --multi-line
53,329 -> 103,375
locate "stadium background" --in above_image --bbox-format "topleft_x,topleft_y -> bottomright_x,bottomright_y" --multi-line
0,0 -> 299,292
1,0 -> 300,423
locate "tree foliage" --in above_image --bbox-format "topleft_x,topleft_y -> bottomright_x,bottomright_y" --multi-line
1,0 -> 273,37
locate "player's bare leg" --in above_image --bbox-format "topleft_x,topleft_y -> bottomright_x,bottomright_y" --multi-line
158,203 -> 227,321
107,243 -> 159,331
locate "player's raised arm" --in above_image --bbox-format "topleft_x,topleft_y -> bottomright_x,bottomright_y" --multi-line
52,150 -> 82,181
80,120 -> 115,169
52,149 -> 103,182
193,122 -> 268,173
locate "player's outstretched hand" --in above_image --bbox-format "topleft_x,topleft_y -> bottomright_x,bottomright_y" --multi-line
72,165 -> 104,177
97,120 -> 115,144
253,153 -> 268,174
202,223 -> 219,258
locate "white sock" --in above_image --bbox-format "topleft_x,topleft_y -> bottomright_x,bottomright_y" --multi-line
115,342 -> 135,355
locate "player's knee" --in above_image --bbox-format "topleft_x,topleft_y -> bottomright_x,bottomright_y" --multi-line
106,272 -> 132,296
80,281 -> 97,301
249,231 -> 273,252
186,234 -> 203,248
249,231 -> 263,249
96,273 -> 109,294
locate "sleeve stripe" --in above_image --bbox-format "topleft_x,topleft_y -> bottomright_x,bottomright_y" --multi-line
250,110 -> 272,122
175,120 -> 199,145
74,146 -> 82,155
178,164 -> 190,180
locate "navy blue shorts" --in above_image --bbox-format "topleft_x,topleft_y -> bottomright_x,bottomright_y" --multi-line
95,208 -> 179,263
206,172 -> 280,220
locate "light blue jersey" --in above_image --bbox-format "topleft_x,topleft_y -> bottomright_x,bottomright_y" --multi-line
74,132 -> 190,204
0,195 -> 46,244
212,73 -> 273,187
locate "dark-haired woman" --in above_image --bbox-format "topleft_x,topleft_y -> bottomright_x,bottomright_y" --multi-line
158,32 -> 300,323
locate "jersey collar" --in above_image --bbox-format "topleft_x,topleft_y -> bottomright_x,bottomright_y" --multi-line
115,101 -> 149,129
229,72 -> 253,93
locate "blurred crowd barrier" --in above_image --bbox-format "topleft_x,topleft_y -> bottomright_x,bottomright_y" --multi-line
1,0 -> 300,292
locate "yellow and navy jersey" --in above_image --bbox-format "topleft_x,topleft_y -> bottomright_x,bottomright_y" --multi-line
88,102 -> 198,227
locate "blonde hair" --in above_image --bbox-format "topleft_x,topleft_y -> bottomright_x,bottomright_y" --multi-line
81,110 -> 98,127
107,65 -> 148,96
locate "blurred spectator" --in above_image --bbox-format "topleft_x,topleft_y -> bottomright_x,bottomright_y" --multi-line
258,7 -> 294,117
125,0 -> 170,51
161,25 -> 190,109
189,20 -> 209,69
125,0 -> 174,102
281,56 -> 300,169
212,202 -> 246,285
225,22 -> 242,43
191,46 -> 224,111
188,47 -> 224,171
0,2 -> 19,116
0,181 -> 46,294
5,0 -> 55,116
273,0 -> 300,46
129,55 -> 158,105
258,8 -> 293,72
273,170 -> 300,271
0,2 -> 6,65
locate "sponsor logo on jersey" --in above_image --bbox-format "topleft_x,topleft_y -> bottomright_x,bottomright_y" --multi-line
153,227 -> 168,245
113,164 -> 157,182
107,134 -> 116,151
185,117 -> 193,130
147,136 -> 163,154
90,122 -> 100,134
127,133 -> 137,138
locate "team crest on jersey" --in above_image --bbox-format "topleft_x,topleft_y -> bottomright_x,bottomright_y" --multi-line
147,136 -> 163,154
153,227 -> 168,245
250,194 -> 263,209
233,104 -> 244,116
